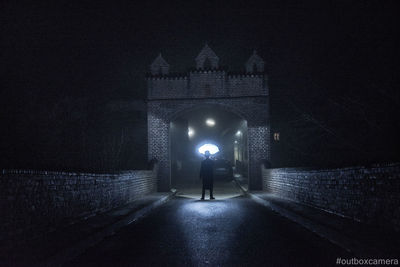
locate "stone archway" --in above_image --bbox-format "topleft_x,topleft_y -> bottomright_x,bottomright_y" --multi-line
169,104 -> 249,194
147,97 -> 270,192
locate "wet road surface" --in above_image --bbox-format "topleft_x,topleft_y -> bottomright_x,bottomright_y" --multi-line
68,193 -> 351,266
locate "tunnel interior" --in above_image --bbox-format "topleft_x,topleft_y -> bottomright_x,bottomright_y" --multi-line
170,106 -> 248,198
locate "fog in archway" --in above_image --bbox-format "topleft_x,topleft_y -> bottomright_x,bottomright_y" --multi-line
170,107 -> 248,198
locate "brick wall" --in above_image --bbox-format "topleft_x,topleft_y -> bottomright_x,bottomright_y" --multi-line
147,77 -> 188,99
227,74 -> 266,96
0,167 -> 157,244
262,163 -> 400,231
147,71 -> 268,100
189,71 -> 226,97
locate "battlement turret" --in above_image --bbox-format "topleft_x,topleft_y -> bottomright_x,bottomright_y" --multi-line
146,45 -> 268,99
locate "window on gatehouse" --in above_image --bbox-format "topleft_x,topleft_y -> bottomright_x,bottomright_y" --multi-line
252,63 -> 257,73
204,58 -> 212,69
274,132 -> 280,141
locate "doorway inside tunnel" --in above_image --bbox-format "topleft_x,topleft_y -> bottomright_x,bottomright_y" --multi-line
170,106 -> 249,199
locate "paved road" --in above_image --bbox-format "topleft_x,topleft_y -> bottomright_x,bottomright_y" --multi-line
68,194 -> 351,267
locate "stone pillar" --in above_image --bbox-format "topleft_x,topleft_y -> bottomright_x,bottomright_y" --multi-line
248,125 -> 270,190
147,112 -> 170,192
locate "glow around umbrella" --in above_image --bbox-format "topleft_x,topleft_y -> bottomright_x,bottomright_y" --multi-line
198,143 -> 220,155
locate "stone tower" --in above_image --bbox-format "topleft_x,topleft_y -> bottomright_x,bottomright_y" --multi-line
147,44 -> 270,191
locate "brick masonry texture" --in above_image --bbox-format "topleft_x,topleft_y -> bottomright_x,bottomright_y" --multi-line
147,72 -> 268,99
0,167 -> 157,244
148,97 -> 270,191
262,163 -> 400,231
195,44 -> 219,69
147,45 -> 270,191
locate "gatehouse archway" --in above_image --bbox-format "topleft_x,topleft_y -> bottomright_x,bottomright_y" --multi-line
146,44 -> 270,192
170,105 -> 249,198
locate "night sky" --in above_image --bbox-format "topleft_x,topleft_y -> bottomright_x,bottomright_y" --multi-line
1,0 -> 399,168
2,1 -> 398,98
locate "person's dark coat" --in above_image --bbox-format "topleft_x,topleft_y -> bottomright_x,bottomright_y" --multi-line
200,158 -> 214,189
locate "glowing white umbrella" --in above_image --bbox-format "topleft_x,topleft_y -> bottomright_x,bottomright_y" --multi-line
198,144 -> 219,155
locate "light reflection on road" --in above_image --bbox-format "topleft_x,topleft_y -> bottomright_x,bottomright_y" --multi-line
177,199 -> 244,266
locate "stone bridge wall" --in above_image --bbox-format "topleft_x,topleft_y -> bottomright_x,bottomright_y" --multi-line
0,167 -> 157,244
262,163 -> 400,231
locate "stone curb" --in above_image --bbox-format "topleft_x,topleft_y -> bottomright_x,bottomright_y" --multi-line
248,192 -> 380,257
43,191 -> 176,267
232,178 -> 378,257
233,178 -> 249,196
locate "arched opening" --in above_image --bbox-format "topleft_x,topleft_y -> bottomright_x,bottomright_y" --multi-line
252,63 -> 258,73
203,57 -> 212,69
169,106 -> 249,199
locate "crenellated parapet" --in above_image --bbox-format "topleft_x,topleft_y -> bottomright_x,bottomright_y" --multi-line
147,74 -> 189,99
146,44 -> 268,99
227,72 -> 268,96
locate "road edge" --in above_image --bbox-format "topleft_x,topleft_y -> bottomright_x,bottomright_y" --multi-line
233,178 -> 377,257
43,191 -> 176,267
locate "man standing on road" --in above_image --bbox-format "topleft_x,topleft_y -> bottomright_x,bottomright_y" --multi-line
199,150 -> 215,200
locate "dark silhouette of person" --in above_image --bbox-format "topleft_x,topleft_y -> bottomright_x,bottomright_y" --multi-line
200,150 -> 215,200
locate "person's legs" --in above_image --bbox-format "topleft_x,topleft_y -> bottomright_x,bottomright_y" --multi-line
201,183 -> 205,199
210,183 -> 214,199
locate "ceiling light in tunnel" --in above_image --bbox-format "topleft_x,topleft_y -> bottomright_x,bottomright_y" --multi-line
188,127 -> 195,137
205,118 -> 215,127
198,143 -> 219,155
